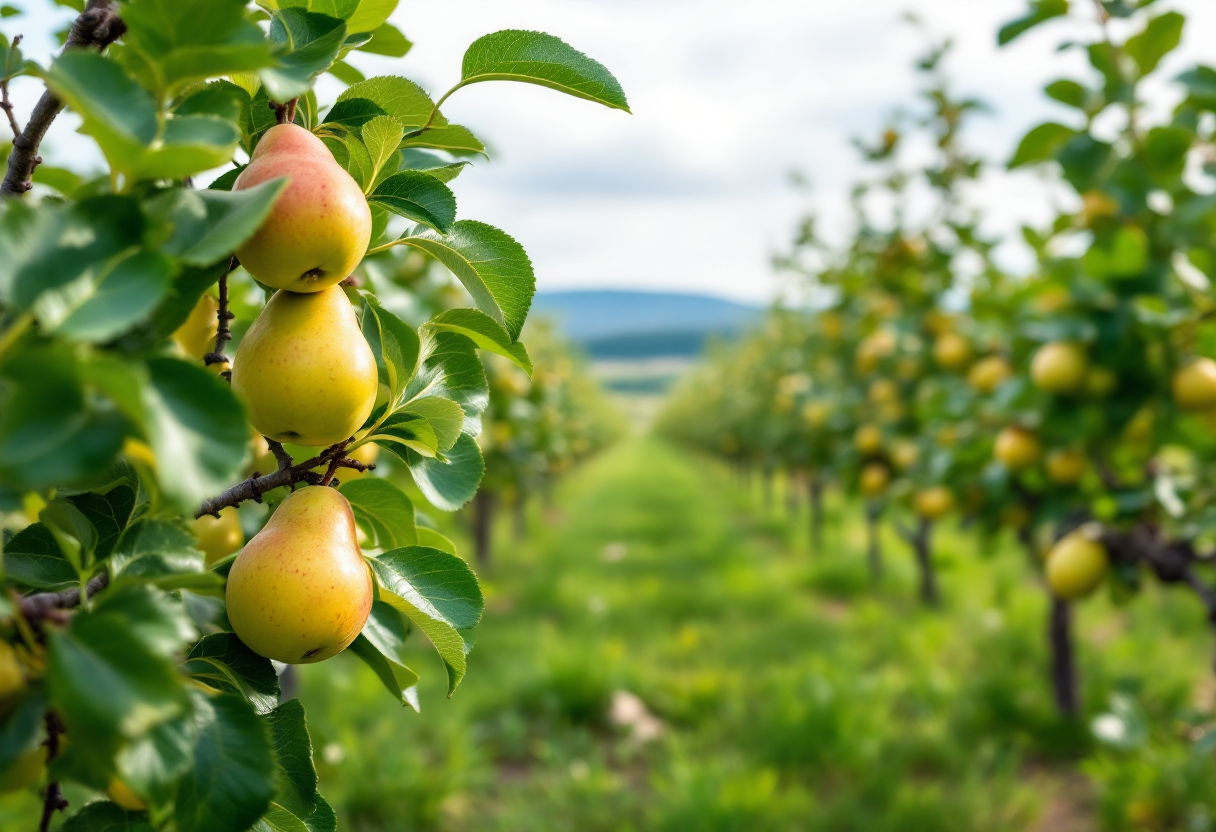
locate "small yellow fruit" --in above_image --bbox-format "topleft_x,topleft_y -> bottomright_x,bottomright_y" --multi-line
937,425 -> 959,447
967,355 -> 1011,394
121,437 -> 157,470
1079,190 -> 1119,228
1045,449 -> 1087,485
172,294 -> 218,361
994,426 -> 1041,471
856,330 -> 897,374
924,309 -> 953,337
868,378 -> 899,406
914,486 -> 954,520
855,425 -> 883,456
1033,287 -> 1072,314
933,332 -> 971,371
1031,342 -> 1088,394
860,463 -> 890,496
192,507 -> 244,567
820,312 -> 844,340
226,486 -> 372,664
107,778 -> 147,811
1084,367 -> 1117,397
890,440 -> 920,472
803,402 -> 830,427
0,746 -> 45,793
1124,406 -> 1154,442
895,357 -> 921,381
1045,531 -> 1108,599
0,642 -> 25,717
1172,358 -> 1216,411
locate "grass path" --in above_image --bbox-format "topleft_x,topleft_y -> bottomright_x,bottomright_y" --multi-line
298,436 -> 1214,831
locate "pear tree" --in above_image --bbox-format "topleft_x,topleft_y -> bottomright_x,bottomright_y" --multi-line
0,1 -> 628,828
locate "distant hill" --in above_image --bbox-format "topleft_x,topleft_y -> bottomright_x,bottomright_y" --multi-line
531,290 -> 760,359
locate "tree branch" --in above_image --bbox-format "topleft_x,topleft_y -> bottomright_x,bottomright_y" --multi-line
203,258 -> 238,379
1,0 -> 126,198
196,439 -> 376,518
0,35 -> 23,138
37,711 -> 67,832
19,572 -> 108,623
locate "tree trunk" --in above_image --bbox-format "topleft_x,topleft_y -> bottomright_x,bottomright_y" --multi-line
785,470 -> 801,521
808,475 -> 824,555
865,500 -> 883,585
910,517 -> 939,607
1049,595 -> 1079,718
472,490 -> 495,566
513,489 -> 527,541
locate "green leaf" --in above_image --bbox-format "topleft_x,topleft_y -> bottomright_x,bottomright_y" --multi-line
175,81 -> 248,123
175,692 -> 276,832
142,358 -> 250,512
339,478 -> 418,548
425,308 -> 532,372
69,485 -> 136,561
119,0 -> 275,97
370,412 -> 439,458
152,179 -> 288,267
184,633 -> 281,715
400,397 -> 464,452
349,601 -> 419,709
368,172 -> 456,232
1044,79 -> 1087,109
3,523 -> 77,590
327,59 -> 364,84
1125,12 -> 1184,77
1008,122 -> 1075,168
0,688 -> 49,775
997,0 -> 1069,46
40,250 -> 175,344
1144,125 -> 1191,185
360,115 -> 405,189
110,520 -> 218,591
361,296 -> 421,408
399,124 -> 486,156
61,803 -> 156,832
1178,66 -> 1216,110
264,699 -> 326,826
455,30 -> 629,112
360,23 -> 411,58
261,9 -> 347,102
47,606 -> 188,771
368,545 -> 483,693
323,75 -> 437,129
406,432 -> 484,511
115,710 -> 198,809
399,149 -> 470,183
406,330 -> 489,434
93,584 -> 197,659
401,221 -> 535,341
346,0 -> 397,34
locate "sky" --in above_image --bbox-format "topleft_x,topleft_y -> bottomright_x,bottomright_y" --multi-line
4,0 -> 1215,303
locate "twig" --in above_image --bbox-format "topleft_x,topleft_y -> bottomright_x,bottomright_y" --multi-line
203,258 -> 238,377
196,439 -> 373,518
19,572 -> 108,623
1,1 -> 126,197
0,34 -> 22,138
37,712 -> 67,832
266,438 -> 294,472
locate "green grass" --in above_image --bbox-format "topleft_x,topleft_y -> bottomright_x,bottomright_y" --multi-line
296,436 -> 1216,831
3,436 -> 1215,830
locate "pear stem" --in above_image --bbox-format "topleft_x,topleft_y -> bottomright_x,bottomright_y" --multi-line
1,0 -> 127,198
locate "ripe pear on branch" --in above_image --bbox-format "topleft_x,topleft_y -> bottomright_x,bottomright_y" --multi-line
226,486 -> 373,664
234,124 -> 371,293
232,286 -> 378,447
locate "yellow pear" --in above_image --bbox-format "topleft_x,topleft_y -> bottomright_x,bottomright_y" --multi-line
1046,532 -> 1107,599
107,778 -> 147,811
192,507 -> 244,567
232,287 -> 377,447
933,332 -> 971,371
234,124 -> 372,293
914,486 -> 954,520
1046,448 -> 1087,485
859,463 -> 889,496
1031,342 -> 1088,394
854,424 -> 883,456
967,355 -> 1011,394
226,486 -> 372,664
0,642 -> 24,718
0,746 -> 44,793
172,293 -> 218,360
1172,358 -> 1216,411
994,426 -> 1041,470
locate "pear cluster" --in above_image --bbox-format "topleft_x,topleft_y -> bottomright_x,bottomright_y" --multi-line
222,124 -> 381,663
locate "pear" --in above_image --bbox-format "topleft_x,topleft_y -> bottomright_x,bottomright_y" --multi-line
226,486 -> 372,664
234,124 -> 371,293
232,287 -> 378,447
172,293 -> 218,360
192,507 -> 244,567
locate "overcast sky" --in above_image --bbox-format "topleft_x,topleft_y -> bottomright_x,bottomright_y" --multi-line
5,1 -> 1214,303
